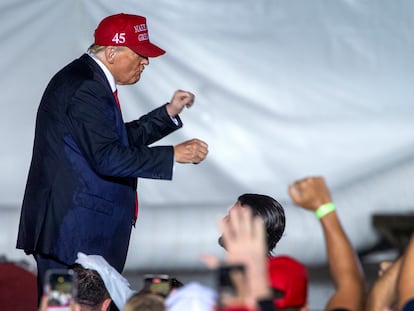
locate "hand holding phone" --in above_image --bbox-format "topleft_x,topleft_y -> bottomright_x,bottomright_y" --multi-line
142,274 -> 171,297
216,264 -> 250,311
44,269 -> 77,311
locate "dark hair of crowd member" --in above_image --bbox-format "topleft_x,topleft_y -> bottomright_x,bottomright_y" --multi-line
238,193 -> 286,255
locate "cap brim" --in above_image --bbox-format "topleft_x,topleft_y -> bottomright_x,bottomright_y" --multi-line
129,42 -> 166,57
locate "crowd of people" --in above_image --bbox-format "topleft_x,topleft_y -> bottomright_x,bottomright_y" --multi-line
13,11 -> 413,311
35,175 -> 414,311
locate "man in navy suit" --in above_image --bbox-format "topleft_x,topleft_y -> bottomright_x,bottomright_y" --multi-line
16,13 -> 208,303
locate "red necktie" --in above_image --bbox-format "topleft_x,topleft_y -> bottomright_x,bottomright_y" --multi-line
113,89 -> 139,224
113,89 -> 122,111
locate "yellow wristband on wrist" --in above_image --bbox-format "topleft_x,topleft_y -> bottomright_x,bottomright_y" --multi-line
315,202 -> 336,219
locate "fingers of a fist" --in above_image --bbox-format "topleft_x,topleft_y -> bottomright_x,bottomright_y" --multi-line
288,176 -> 332,210
181,93 -> 195,108
174,90 -> 195,108
188,140 -> 208,163
289,176 -> 324,198
177,139 -> 208,164
288,183 -> 302,204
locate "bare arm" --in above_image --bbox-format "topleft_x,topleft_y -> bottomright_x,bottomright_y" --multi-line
365,258 -> 402,311
397,233 -> 414,310
288,176 -> 365,311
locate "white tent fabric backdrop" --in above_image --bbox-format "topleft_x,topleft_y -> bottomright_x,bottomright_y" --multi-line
1,0 -> 414,270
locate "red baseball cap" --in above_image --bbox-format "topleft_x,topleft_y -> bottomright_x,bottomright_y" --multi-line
268,256 -> 308,309
94,13 -> 165,57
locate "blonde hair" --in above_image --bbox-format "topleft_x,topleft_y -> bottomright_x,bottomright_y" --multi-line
87,44 -> 106,55
87,44 -> 126,55
123,293 -> 165,311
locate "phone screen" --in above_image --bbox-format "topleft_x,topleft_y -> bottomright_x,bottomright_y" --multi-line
216,264 -> 249,311
142,274 -> 171,297
44,269 -> 77,311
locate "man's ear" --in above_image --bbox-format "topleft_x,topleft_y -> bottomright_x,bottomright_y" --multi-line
101,298 -> 112,311
104,46 -> 117,64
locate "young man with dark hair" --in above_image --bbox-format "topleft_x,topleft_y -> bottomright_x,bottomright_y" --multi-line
38,264 -> 112,311
218,193 -> 286,255
71,264 -> 112,311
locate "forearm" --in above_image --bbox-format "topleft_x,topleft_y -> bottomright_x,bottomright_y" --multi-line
397,234 -> 414,310
125,104 -> 182,146
321,211 -> 365,311
246,258 -> 273,302
288,176 -> 365,310
366,258 -> 401,311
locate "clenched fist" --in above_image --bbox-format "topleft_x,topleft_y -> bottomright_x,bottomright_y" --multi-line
166,90 -> 195,117
174,138 -> 208,164
288,176 -> 332,211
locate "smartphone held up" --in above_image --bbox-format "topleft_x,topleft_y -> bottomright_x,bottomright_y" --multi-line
216,264 -> 251,311
44,269 -> 77,311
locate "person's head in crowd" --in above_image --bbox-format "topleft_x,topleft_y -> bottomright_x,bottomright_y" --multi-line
268,256 -> 308,311
218,193 -> 286,255
123,293 -> 165,311
75,252 -> 137,311
165,282 -> 217,311
71,264 -> 112,311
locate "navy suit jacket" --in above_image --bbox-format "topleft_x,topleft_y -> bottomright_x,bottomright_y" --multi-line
16,54 -> 182,272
